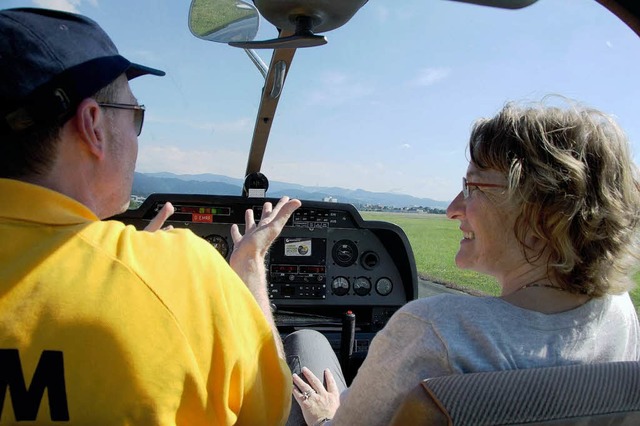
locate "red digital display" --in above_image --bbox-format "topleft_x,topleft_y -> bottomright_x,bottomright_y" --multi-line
192,213 -> 213,223
299,266 -> 326,274
272,265 -> 298,273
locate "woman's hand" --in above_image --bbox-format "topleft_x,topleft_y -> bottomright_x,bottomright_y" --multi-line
293,367 -> 341,425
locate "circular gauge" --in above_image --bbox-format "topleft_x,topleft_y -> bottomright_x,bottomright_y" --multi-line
361,251 -> 380,270
353,277 -> 371,296
203,234 -> 229,258
331,276 -> 350,296
332,240 -> 358,267
375,277 -> 393,296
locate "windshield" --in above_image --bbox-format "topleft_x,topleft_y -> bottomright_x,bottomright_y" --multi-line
3,0 -> 640,203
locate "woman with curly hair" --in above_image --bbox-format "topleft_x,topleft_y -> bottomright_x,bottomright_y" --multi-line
288,99 -> 640,426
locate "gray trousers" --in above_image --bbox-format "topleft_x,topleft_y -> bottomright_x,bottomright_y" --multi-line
284,329 -> 348,426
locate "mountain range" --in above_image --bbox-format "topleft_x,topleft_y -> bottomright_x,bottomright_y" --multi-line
132,172 -> 450,209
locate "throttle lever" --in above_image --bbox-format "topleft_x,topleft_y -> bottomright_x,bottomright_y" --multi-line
340,310 -> 356,369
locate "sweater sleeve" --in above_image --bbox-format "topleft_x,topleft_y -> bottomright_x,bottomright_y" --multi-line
331,306 -> 454,425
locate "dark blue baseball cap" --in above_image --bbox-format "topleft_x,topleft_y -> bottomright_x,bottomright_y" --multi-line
0,8 -> 165,134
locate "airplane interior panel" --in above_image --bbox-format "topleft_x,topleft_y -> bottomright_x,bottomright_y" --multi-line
114,193 -> 418,377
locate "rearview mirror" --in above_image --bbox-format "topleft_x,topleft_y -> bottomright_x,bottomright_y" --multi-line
188,0 -> 259,43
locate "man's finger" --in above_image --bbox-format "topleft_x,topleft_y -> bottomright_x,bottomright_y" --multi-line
244,207 -> 256,231
230,224 -> 242,244
144,202 -> 174,232
262,201 -> 273,217
268,199 -> 301,228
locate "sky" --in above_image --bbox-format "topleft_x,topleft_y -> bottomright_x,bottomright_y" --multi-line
4,0 -> 640,202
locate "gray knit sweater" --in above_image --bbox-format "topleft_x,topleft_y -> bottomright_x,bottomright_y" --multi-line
331,292 -> 640,425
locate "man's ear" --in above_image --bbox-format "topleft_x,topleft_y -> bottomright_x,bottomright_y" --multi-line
74,98 -> 107,160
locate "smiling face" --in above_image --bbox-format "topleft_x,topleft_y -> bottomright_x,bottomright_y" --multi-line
446,162 -> 528,283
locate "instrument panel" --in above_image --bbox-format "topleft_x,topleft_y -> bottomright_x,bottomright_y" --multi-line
113,193 -> 418,347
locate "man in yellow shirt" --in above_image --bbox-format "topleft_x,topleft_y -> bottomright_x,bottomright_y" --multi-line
0,8 -> 299,424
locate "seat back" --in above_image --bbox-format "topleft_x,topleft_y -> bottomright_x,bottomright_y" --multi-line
389,361 -> 640,426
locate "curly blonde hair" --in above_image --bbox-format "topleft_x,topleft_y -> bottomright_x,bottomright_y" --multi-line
469,99 -> 640,296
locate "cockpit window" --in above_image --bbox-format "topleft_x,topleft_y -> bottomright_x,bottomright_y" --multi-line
3,0 -> 638,202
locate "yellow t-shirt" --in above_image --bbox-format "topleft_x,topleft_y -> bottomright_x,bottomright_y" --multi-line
0,178 -> 292,425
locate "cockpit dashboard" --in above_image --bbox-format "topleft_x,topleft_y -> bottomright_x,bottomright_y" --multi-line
114,193 -> 418,375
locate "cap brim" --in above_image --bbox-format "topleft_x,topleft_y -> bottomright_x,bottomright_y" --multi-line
126,62 -> 165,79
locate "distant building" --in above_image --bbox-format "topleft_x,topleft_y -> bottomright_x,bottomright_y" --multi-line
323,196 -> 338,203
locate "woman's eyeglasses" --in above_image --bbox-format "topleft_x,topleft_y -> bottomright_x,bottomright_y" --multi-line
98,102 -> 146,136
462,177 -> 506,199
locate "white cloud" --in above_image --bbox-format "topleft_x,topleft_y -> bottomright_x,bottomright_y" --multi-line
136,145 -> 246,177
374,6 -> 390,23
146,115 -> 253,134
264,159 -> 383,189
412,67 -> 451,87
127,49 -> 159,63
33,0 -> 97,13
401,143 -> 411,149
307,70 -> 373,106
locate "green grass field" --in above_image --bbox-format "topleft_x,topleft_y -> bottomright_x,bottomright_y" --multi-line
189,0 -> 254,36
361,211 -> 640,312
